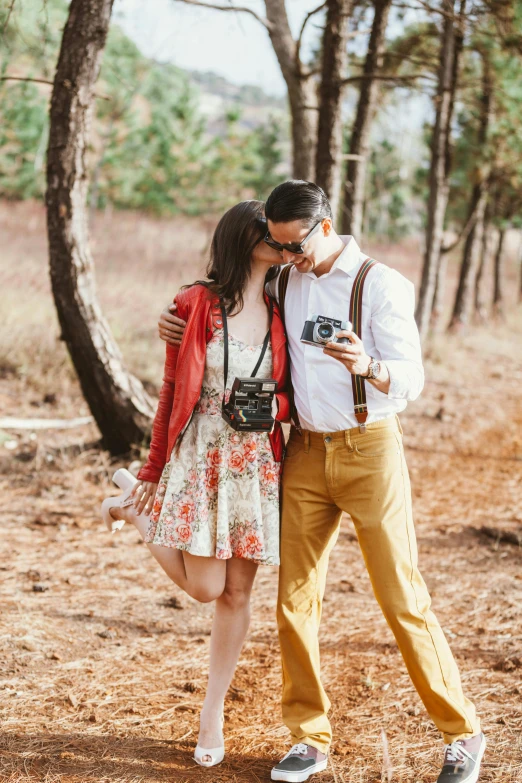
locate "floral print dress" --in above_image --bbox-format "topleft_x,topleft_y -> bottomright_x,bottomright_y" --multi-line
145,327 -> 281,566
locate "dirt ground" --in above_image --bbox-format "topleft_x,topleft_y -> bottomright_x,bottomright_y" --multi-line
1,202 -> 522,782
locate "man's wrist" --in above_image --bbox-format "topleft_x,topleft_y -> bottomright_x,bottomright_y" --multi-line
360,355 -> 372,378
361,355 -> 374,379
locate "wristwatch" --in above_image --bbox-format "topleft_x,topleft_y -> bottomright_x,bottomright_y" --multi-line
364,356 -> 381,380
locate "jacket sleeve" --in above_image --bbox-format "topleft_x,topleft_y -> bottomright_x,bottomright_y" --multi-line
275,391 -> 291,423
137,298 -> 187,483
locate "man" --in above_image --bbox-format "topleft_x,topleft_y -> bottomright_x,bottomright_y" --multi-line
158,181 -> 484,783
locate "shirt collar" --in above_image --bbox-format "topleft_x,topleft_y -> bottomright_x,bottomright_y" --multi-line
305,235 -> 361,279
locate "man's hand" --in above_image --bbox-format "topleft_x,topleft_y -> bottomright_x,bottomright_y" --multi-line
323,331 -> 391,394
158,301 -> 186,346
323,331 -> 371,376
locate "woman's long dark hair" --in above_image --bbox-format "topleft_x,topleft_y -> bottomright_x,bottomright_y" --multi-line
192,200 -> 278,315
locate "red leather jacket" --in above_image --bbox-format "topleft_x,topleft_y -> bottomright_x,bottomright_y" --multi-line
137,284 -> 290,484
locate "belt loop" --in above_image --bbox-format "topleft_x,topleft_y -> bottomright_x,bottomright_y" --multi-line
344,429 -> 352,449
303,430 -> 310,453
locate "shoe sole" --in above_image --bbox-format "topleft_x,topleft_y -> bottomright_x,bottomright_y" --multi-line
271,758 -> 328,782
112,468 -> 137,491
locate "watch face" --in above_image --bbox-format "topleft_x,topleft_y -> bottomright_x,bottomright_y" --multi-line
370,361 -> 380,378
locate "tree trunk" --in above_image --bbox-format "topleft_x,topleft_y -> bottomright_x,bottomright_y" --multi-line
341,0 -> 392,239
519,234 -> 522,303
449,50 -> 492,331
431,249 -> 448,328
474,211 -> 494,322
415,0 -> 463,340
265,0 -> 318,180
46,0 -> 155,455
449,184 -> 489,329
315,0 -> 352,219
493,228 -> 506,318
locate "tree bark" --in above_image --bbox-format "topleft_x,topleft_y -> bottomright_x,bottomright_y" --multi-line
431,249 -> 448,328
415,0 -> 463,340
315,0 -> 352,219
492,227 -> 506,317
449,50 -> 492,331
265,0 -> 318,180
46,0 -> 155,455
474,209 -> 494,322
449,185 -> 489,329
341,0 -> 392,239
519,234 -> 522,303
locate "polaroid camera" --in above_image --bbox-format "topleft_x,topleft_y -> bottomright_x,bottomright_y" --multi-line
222,377 -> 278,431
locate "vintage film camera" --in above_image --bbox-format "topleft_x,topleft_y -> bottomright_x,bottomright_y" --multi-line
301,314 -> 352,348
222,377 -> 278,432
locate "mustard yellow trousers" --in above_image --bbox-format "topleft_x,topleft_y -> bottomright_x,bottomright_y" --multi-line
277,416 -> 480,754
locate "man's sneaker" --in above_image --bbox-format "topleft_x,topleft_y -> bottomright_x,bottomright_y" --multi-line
437,733 -> 486,783
271,743 -> 328,782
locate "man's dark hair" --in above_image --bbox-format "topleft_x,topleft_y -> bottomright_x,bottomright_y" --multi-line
265,180 -> 332,228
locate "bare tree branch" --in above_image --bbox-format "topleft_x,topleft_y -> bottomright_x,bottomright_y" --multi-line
1,74 -> 111,99
1,0 -> 17,35
1,75 -> 55,87
296,2 -> 326,72
392,0 -> 463,19
441,209 -> 478,254
171,0 -> 273,30
342,71 -> 437,84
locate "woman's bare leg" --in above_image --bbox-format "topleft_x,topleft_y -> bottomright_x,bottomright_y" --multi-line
110,505 -> 226,601
198,556 -> 259,758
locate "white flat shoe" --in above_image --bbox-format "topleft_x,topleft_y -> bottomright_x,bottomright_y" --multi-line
101,469 -> 138,533
194,713 -> 225,768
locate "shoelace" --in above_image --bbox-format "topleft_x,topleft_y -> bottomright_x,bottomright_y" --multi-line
283,743 -> 310,760
445,742 -> 474,765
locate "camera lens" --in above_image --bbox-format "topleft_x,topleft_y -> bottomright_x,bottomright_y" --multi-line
317,322 -> 334,343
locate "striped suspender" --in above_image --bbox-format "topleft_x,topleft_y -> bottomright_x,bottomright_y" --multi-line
349,257 -> 379,433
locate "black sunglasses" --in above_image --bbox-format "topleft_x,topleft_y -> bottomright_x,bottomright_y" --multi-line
262,219 -> 323,255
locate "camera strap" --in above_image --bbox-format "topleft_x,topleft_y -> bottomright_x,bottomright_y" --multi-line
220,300 -> 273,408
349,257 -> 380,433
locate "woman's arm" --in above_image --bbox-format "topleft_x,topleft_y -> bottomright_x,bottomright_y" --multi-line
274,391 -> 290,423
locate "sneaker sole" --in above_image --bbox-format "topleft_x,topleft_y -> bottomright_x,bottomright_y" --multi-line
271,758 -> 328,782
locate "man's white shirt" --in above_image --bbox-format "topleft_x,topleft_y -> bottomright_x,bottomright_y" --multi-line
266,236 -> 424,433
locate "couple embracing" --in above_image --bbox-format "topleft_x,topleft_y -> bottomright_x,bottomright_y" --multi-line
102,180 -> 484,783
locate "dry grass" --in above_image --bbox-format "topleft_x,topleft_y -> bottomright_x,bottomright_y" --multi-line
1,200 -> 522,782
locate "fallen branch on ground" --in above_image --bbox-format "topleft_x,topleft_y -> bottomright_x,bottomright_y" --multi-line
479,525 -> 522,547
0,416 -> 94,430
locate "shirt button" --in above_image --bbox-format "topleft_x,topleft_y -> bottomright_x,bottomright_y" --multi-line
324,436 -> 331,443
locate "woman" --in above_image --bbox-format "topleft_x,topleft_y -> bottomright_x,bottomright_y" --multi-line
101,200 -> 289,767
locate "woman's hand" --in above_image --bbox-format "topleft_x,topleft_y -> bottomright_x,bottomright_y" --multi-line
130,481 -> 158,516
